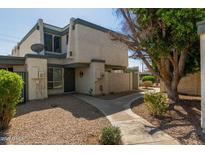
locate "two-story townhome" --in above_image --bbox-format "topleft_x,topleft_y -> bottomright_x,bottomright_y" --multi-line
0,18 -> 139,101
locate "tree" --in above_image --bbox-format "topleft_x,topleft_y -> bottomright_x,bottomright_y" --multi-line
110,8 -> 205,104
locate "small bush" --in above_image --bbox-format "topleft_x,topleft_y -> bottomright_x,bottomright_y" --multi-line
142,76 -> 156,83
144,92 -> 168,116
99,126 -> 121,145
143,81 -> 153,88
139,74 -> 150,80
0,70 -> 23,130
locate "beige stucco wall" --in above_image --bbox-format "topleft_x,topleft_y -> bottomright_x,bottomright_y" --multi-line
26,58 -> 48,100
18,29 -> 42,57
160,72 -> 201,96
178,72 -> 201,95
75,62 -> 104,95
105,72 -> 133,93
75,62 -> 133,95
75,67 -> 92,94
68,23 -> 128,67
91,62 -> 106,95
132,71 -> 139,90
47,58 -> 67,65
12,19 -> 44,57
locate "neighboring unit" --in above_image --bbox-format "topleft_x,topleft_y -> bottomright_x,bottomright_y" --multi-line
0,18 -> 139,101
160,72 -> 201,96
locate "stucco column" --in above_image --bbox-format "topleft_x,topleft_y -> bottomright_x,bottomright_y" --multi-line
37,19 -> 44,55
38,19 -> 44,44
25,56 -> 48,100
90,59 -> 105,95
67,18 -> 76,58
197,21 -> 205,130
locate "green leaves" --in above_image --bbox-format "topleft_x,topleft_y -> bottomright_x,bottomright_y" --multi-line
99,126 -> 121,145
144,92 -> 168,116
142,75 -> 156,83
128,8 -> 205,75
0,69 -> 24,129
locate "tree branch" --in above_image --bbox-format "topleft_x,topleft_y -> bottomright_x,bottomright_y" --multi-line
178,44 -> 191,77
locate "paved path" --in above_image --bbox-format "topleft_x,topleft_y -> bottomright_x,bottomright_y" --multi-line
73,92 -> 179,145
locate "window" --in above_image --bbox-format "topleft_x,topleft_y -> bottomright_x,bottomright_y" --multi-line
54,36 -> 61,53
44,33 -> 52,51
44,33 -> 62,53
48,67 -> 63,89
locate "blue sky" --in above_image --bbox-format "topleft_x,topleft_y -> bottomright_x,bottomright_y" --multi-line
0,8 -> 142,69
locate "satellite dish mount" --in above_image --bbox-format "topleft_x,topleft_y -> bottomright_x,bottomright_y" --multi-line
31,43 -> 44,54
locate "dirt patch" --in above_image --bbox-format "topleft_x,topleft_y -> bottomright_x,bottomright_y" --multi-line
95,90 -> 142,100
0,94 -> 110,145
131,96 -> 204,145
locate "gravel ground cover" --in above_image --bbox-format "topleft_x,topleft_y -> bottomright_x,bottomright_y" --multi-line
0,94 -> 110,145
131,95 -> 204,144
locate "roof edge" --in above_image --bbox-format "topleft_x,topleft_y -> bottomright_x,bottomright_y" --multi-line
18,23 -> 39,46
25,53 -> 66,59
73,18 -> 126,37
0,55 -> 25,65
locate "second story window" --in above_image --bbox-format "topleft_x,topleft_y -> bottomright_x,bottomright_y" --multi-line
54,36 -> 61,53
44,33 -> 52,52
44,33 -> 61,53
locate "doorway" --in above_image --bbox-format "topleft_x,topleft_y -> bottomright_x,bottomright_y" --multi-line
64,68 -> 75,92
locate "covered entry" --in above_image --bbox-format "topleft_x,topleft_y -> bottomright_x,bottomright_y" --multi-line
0,68 -> 27,102
64,68 -> 75,92
0,56 -> 27,102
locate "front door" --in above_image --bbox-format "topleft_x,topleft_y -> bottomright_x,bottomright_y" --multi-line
64,68 -> 75,92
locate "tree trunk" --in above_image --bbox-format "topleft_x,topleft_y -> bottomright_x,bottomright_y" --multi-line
163,78 -> 180,110
166,85 -> 179,104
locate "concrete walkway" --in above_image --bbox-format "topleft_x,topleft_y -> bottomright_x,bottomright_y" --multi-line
73,92 -> 179,145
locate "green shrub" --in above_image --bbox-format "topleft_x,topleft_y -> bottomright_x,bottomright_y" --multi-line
139,74 -> 150,80
143,81 -> 153,88
144,92 -> 168,116
99,126 -> 121,145
0,70 -> 23,130
142,75 -> 156,83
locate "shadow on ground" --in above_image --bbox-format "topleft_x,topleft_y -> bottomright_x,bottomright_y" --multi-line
15,93 -> 105,120
131,96 -> 204,144
0,93 -> 115,145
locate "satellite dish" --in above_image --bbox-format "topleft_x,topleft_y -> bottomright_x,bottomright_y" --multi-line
31,43 -> 44,54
